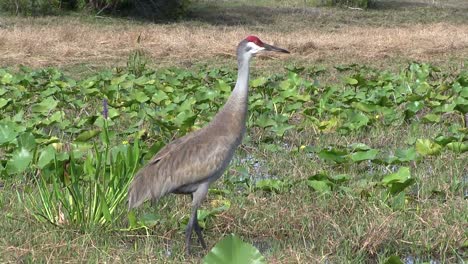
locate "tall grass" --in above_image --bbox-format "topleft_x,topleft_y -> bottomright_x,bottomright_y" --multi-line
24,120 -> 141,230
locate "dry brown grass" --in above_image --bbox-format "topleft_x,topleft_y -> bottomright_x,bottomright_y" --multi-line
0,16 -> 467,70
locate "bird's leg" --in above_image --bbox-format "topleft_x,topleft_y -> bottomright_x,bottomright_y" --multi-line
193,210 -> 207,249
185,183 -> 209,255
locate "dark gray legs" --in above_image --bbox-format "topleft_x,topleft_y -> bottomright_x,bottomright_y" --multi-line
185,209 -> 207,254
185,183 -> 209,254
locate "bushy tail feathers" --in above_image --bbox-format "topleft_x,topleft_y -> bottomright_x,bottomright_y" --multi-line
127,168 -> 171,210
127,171 -> 152,210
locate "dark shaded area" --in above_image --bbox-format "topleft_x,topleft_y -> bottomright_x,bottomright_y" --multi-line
185,4 -> 321,27
0,0 -> 188,21
374,0 -> 432,9
113,0 -> 188,21
373,0 -> 468,10
182,1 -> 467,30
1,0 -> 466,24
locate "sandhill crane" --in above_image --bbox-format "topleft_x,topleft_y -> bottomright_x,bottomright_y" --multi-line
127,36 -> 289,254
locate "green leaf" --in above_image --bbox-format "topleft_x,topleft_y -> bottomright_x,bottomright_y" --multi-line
405,101 -> 424,114
272,124 -> 295,137
352,102 -> 379,113
216,80 -> 231,92
18,132 -> 36,151
152,90 -> 169,104
446,142 -> 468,153
434,135 -> 457,146
395,147 -> 417,162
349,149 -> 378,162
415,139 -> 442,156
255,179 -> 289,193
279,80 -> 290,90
422,113 -> 440,123
37,145 -> 57,169
460,86 -> 468,98
384,255 -> 404,264
107,108 -> 120,119
318,148 -> 347,163
0,122 -> 19,145
255,115 -> 277,128
127,211 -> 138,228
131,90 -> 150,103
56,152 -> 69,162
382,167 -> 415,195
348,143 -> 371,151
6,147 -> 33,174
75,129 -> 101,142
203,234 -> 265,264
31,97 -> 58,114
390,191 -> 407,210
97,187 -> 112,222
330,174 -> 351,183
345,110 -> 369,130
196,199 -> 231,228
251,77 -> 267,88
454,97 -> 468,114
346,78 -> 358,85
307,180 -> 331,193
139,212 -> 160,227
382,167 -> 411,185
1,73 -> 13,84
0,98 -> 10,109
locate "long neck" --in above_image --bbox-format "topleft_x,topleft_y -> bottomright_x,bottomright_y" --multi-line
210,55 -> 250,132
229,56 -> 250,106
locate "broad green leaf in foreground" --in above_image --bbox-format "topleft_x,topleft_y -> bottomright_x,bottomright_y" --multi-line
0,121 -> 20,145
203,234 -> 265,264
6,147 -> 33,174
31,97 -> 58,114
18,132 -> 36,151
37,145 -> 57,169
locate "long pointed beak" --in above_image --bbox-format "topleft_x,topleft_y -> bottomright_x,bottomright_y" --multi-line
264,43 -> 290,53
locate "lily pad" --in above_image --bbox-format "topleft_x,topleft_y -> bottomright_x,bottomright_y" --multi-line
203,234 -> 265,264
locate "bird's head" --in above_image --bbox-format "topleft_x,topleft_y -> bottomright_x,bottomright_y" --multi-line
238,36 -> 289,61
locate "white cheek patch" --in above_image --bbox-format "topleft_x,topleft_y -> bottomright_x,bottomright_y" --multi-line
246,42 -> 265,54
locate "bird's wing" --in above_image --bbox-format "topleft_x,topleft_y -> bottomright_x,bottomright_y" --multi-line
128,130 -> 236,209
149,131 -> 234,186
147,135 -> 193,166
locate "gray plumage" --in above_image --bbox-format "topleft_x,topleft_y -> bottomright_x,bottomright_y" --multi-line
127,36 -> 289,254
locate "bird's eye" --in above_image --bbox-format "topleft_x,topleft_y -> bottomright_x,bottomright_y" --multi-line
245,46 -> 252,52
